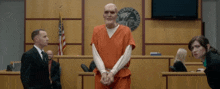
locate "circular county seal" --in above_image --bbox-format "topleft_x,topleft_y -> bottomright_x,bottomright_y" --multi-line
116,7 -> 140,31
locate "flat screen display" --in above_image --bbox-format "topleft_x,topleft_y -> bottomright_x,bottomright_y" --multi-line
152,0 -> 198,20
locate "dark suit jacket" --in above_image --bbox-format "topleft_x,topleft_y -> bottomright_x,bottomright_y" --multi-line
50,60 -> 62,89
20,47 -> 51,89
173,61 -> 187,72
205,51 -> 220,89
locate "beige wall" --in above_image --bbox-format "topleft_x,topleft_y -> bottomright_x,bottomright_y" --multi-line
25,0 -> 202,62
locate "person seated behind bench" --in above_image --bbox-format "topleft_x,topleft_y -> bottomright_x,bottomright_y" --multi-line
47,50 -> 62,89
170,48 -> 187,72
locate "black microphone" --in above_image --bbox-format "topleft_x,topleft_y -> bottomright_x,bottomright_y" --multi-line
81,64 -> 89,72
88,60 -> 96,72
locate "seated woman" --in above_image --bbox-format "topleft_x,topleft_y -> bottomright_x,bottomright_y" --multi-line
188,35 -> 220,89
171,48 -> 187,72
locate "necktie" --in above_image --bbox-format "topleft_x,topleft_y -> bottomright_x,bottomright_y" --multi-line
41,51 -> 47,62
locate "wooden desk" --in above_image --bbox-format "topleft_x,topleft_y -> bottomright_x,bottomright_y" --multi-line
54,55 -> 174,89
185,62 -> 205,72
0,70 -> 23,89
78,72 -> 95,89
162,72 -> 211,89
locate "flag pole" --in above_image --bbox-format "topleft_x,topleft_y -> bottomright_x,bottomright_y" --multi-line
58,12 -> 63,55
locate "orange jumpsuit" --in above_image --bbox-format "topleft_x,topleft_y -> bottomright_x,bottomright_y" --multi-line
91,24 -> 135,89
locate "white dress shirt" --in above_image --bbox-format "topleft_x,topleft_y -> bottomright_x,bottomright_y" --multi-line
34,45 -> 44,60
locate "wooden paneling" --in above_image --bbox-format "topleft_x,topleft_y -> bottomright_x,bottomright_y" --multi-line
114,0 -> 142,55
0,75 -> 7,89
114,0 -> 142,14
84,0 -> 142,55
0,56 -> 173,89
145,20 -> 201,43
59,58 -> 93,89
0,75 -> 23,89
145,45 -> 201,62
77,72 -> 95,89
25,45 -> 81,55
26,0 -> 81,18
130,26 -> 142,55
77,71 -> 210,89
26,45 -> 57,52
26,0 -> 58,18
185,62 -> 205,72
25,0 -> 202,55
81,75 -> 95,89
64,45 -> 82,55
63,20 -> 82,43
167,74 -> 210,89
0,70 -> 23,89
25,45 -> 32,51
53,55 -> 173,89
84,0 -> 113,55
145,0 -> 151,18
26,20 -> 59,43
144,0 -> 202,56
26,20 -> 81,43
129,59 -> 168,89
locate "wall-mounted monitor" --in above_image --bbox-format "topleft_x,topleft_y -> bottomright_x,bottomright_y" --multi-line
152,0 -> 198,20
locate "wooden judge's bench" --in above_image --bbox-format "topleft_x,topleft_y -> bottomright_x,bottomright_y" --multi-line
0,70 -> 23,89
55,55 -> 173,89
0,55 -> 210,89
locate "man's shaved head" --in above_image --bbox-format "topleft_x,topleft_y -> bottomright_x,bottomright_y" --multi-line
104,3 -> 117,12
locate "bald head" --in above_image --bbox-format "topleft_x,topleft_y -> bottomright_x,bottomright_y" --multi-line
46,50 -> 53,60
104,3 -> 117,12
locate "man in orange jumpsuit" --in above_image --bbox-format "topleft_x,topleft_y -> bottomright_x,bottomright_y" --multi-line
91,3 -> 135,89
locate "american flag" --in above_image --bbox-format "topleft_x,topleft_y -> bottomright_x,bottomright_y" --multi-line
58,14 -> 66,55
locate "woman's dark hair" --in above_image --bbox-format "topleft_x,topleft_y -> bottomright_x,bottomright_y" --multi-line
188,35 -> 218,54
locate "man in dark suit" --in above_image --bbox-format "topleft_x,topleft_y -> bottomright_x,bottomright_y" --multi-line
20,29 -> 51,89
46,50 -> 62,89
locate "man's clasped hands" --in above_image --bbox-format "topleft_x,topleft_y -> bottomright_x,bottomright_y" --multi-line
100,72 -> 115,86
